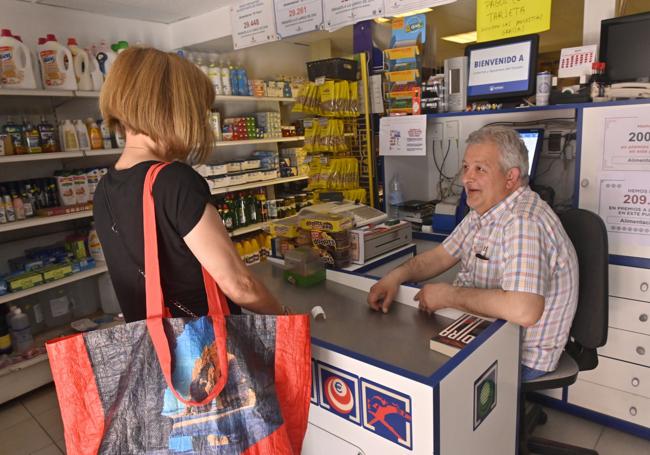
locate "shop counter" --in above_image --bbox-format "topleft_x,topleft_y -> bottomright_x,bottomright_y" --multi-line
251,262 -> 520,455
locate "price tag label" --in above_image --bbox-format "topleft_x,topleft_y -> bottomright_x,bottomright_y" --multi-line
274,0 -> 324,38
231,0 -> 278,50
323,0 -> 384,32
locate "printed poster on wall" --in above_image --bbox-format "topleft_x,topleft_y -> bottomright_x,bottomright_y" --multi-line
274,0 -> 324,39
323,0 -> 384,32
603,115 -> 650,171
384,0 -> 455,18
598,174 -> 650,246
477,0 -> 551,42
379,115 -> 427,156
231,0 -> 279,50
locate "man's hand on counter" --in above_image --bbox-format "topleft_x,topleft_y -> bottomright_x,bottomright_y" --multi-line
414,283 -> 455,315
367,275 -> 401,313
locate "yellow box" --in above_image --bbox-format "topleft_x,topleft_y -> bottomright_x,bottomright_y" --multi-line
386,69 -> 420,83
299,213 -> 354,233
384,46 -> 420,61
7,272 -> 44,292
38,262 -> 73,283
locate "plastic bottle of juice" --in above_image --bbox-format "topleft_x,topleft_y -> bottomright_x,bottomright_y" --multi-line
250,238 -> 261,264
235,241 -> 245,261
242,239 -> 253,265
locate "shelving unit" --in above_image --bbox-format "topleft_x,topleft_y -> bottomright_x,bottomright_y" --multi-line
214,95 -> 295,103
230,221 -> 269,237
215,136 -> 304,147
0,148 -> 122,163
0,262 -> 108,305
0,89 -> 101,98
211,175 -> 308,195
0,210 -> 93,233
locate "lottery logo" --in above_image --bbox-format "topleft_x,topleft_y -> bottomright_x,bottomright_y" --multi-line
317,362 -> 360,424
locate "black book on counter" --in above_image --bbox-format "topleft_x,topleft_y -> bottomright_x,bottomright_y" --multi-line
430,313 -> 491,356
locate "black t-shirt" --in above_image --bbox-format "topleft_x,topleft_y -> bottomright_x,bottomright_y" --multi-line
93,161 -> 239,322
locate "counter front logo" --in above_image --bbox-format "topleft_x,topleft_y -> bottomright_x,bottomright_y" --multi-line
317,362 -> 361,424
310,359 -> 319,405
361,379 -> 413,450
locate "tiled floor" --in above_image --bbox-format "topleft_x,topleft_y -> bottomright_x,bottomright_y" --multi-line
0,384 -> 649,454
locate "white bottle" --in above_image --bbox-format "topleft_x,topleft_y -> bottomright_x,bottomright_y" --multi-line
67,38 -> 93,91
74,119 -> 90,150
39,34 -> 77,90
88,222 -> 105,262
86,47 -> 104,90
220,60 -> 231,96
95,40 -> 117,78
208,56 -> 222,96
0,29 -> 37,89
9,307 -> 34,354
60,119 -> 79,151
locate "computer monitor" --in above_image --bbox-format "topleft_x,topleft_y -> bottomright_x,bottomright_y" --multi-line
465,34 -> 539,102
600,12 -> 650,83
516,128 -> 543,183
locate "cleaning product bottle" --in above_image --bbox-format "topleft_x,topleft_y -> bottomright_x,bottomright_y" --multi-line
23,117 -> 42,154
4,116 -> 27,154
388,174 -> 404,219
67,38 -> 93,91
115,40 -> 129,54
37,115 -> 58,153
9,307 -> 34,354
74,119 -> 90,150
208,56 -> 222,96
60,119 -> 79,152
95,40 -> 117,77
39,34 -> 77,90
230,63 -> 239,96
113,126 -> 126,148
1,186 -> 15,222
35,37 -> 47,87
221,60 -> 231,96
85,117 -> 102,149
0,29 -> 37,89
86,47 -> 103,90
88,222 -> 105,261
98,119 -> 113,148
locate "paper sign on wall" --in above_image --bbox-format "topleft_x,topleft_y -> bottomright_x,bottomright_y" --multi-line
558,45 -> 598,79
231,0 -> 278,50
477,0 -> 551,42
379,115 -> 427,156
603,116 -> 650,171
274,0 -> 324,39
598,175 -> 650,246
384,0 -> 455,18
323,0 -> 384,32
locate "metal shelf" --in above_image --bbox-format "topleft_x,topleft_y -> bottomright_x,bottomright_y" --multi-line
0,88 -> 74,97
83,148 -> 122,157
215,136 -> 304,147
229,222 -> 268,237
0,149 -> 122,163
0,263 -> 108,305
0,210 -> 93,234
211,175 -> 308,195
214,95 -> 295,103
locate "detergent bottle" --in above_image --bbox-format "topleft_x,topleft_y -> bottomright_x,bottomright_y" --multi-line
86,47 -> 103,90
39,34 -> 77,90
0,29 -> 37,89
67,38 -> 92,91
95,40 -> 117,77
115,41 -> 129,54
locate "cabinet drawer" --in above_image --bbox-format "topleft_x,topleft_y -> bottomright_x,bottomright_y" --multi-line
610,296 -> 650,335
579,355 -> 650,398
599,327 -> 650,367
610,265 -> 650,302
569,380 -> 650,427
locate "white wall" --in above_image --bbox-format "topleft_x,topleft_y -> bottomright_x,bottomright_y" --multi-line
1,0 -> 172,52
168,6 -> 232,50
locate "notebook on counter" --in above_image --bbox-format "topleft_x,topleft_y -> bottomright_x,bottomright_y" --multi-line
430,313 -> 491,357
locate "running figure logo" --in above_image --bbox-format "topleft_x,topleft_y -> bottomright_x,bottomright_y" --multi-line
362,380 -> 413,449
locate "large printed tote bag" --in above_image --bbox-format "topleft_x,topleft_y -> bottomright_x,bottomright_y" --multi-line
46,163 -> 311,454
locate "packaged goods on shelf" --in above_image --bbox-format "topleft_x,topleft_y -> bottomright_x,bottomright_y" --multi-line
293,80 -> 359,117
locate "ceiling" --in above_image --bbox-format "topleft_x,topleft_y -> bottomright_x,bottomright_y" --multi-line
15,0 -> 233,24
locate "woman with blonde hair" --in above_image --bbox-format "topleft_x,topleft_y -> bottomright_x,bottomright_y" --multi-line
94,47 -> 284,321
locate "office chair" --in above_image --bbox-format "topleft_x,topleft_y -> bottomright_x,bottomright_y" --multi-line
519,208 -> 609,455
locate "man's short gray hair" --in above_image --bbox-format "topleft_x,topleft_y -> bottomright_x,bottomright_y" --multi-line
466,126 -> 529,183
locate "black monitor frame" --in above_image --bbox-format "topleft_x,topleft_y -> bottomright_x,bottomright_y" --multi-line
515,128 -> 544,185
465,34 -> 539,103
599,11 -> 650,83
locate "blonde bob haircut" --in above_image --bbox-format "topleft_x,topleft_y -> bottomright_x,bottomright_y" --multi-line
100,47 -> 215,163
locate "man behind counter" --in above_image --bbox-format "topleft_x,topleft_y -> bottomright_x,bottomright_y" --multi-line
367,126 -> 578,381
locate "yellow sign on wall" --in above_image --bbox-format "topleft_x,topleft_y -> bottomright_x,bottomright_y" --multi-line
477,0 -> 552,42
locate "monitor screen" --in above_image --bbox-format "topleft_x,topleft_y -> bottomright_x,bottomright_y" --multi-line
600,12 -> 650,83
516,128 -> 543,183
465,34 -> 539,102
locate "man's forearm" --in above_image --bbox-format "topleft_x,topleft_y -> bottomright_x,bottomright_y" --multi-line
448,287 -> 544,327
389,245 -> 458,284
